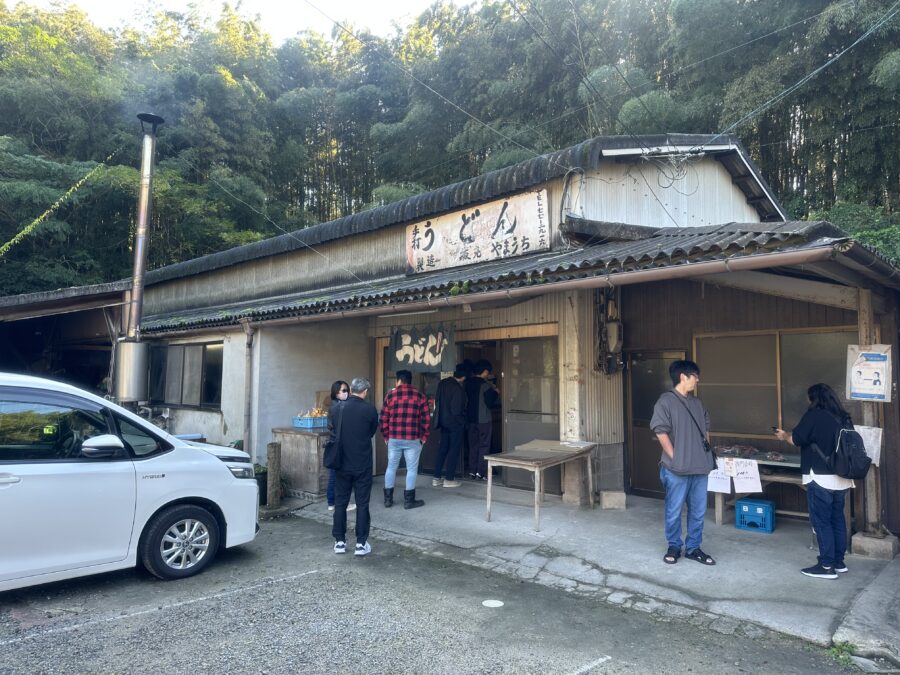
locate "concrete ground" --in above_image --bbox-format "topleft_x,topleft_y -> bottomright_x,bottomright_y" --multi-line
0,518 -> 852,674
294,476 -> 900,660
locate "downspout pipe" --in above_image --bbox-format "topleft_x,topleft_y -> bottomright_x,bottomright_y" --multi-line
240,319 -> 256,464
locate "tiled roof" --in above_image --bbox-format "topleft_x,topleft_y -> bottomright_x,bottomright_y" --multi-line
141,221 -> 846,333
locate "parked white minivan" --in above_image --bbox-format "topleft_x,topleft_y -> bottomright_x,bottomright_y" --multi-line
0,373 -> 258,592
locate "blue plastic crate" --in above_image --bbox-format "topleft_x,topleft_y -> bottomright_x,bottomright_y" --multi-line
735,498 -> 775,534
292,416 -> 328,429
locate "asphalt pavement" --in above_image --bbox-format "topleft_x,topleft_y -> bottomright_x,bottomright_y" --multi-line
0,518 -> 852,674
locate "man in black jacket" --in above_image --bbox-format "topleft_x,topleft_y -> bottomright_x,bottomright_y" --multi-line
432,363 -> 468,488
332,377 -> 379,556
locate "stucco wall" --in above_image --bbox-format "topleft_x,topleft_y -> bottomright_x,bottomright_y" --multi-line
252,318 -> 370,464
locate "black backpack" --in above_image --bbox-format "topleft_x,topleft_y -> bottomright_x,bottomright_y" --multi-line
812,425 -> 872,480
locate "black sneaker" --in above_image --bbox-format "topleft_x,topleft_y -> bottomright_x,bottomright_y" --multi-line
801,563 -> 837,579
834,562 -> 849,574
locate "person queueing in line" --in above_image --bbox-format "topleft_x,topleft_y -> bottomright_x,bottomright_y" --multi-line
326,380 -> 355,513
331,377 -> 379,556
774,383 -> 855,579
432,363 -> 469,488
465,359 -> 500,480
380,369 -> 431,509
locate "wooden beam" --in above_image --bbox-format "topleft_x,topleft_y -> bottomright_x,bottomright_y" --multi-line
857,288 -> 883,535
801,262 -> 886,296
698,270 -> 858,311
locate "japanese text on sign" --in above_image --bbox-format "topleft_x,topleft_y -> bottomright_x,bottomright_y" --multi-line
405,190 -> 550,274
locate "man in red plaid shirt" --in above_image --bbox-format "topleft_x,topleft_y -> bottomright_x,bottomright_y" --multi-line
380,369 -> 431,510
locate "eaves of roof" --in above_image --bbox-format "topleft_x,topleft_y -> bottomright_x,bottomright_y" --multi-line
142,133 -> 783,287
141,220 -> 852,334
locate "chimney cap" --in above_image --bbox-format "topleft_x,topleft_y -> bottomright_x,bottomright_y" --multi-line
137,112 -> 164,125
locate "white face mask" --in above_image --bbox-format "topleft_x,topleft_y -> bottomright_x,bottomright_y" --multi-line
338,391 -> 349,401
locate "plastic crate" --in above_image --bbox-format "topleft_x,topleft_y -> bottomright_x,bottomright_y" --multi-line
292,416 -> 328,429
735,498 -> 775,534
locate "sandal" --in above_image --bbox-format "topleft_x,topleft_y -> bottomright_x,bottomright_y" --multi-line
663,547 -> 680,565
685,548 -> 716,565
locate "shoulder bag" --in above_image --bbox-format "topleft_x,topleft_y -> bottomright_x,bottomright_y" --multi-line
323,401 -> 345,471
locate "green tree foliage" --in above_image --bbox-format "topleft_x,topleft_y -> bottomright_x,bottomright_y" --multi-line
0,0 -> 897,295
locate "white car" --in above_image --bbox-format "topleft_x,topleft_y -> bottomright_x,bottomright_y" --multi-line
0,373 -> 258,592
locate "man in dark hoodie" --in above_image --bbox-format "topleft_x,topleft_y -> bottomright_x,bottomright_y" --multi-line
651,360 -> 716,567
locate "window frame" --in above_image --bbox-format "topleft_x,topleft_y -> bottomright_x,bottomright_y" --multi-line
149,341 -> 224,411
692,325 -> 864,440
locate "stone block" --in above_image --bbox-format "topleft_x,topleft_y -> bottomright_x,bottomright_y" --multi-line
851,532 -> 899,559
600,490 -> 626,510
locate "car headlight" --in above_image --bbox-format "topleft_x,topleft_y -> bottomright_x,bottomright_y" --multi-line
228,465 -> 255,479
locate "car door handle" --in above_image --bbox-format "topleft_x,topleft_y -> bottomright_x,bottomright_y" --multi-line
0,475 -> 22,485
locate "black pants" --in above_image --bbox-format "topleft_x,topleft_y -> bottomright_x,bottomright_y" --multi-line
467,422 -> 492,476
434,425 -> 464,481
332,467 -> 372,545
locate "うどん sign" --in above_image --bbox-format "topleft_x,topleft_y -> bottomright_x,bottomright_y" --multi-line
405,190 -> 549,274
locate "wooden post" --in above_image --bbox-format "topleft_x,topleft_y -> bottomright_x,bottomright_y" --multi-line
267,441 -> 282,509
857,289 -> 883,535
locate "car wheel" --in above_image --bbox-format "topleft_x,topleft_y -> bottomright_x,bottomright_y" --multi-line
141,505 -> 220,580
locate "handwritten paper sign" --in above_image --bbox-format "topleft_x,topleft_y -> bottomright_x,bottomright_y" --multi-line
854,425 -> 883,466
405,190 -> 550,274
707,459 -> 732,494
733,459 -> 763,494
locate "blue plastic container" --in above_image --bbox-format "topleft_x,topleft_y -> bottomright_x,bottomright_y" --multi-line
292,416 -> 328,429
735,498 -> 775,534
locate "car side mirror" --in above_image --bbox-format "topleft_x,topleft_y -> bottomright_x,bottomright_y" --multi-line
81,434 -> 126,459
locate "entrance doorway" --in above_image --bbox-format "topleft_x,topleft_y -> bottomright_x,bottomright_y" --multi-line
626,350 -> 684,497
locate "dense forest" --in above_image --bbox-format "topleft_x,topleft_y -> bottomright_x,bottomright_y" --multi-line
0,0 -> 898,294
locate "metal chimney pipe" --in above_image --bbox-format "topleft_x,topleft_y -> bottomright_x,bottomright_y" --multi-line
125,112 -> 164,339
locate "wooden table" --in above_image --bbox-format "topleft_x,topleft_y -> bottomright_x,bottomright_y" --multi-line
486,440 -> 596,531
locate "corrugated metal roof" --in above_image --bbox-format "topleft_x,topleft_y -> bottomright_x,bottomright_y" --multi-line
143,133 -> 783,286
141,221 -> 845,333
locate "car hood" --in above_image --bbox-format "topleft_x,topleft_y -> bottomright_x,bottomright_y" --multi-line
185,441 -> 252,462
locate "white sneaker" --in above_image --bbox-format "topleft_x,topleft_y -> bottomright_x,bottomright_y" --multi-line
327,505 -> 335,512
443,479 -> 462,488
348,503 -> 357,512
334,541 -> 346,554
432,478 -> 444,487
354,541 -> 371,556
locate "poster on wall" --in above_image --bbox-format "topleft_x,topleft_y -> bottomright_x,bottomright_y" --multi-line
404,190 -> 550,274
847,344 -> 892,402
389,325 -> 456,373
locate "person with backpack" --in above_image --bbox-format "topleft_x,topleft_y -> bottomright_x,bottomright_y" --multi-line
774,383 -> 856,580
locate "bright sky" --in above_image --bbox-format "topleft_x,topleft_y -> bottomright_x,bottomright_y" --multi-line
30,0 -> 450,44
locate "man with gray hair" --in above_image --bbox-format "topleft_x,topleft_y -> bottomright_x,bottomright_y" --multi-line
331,377 -> 379,556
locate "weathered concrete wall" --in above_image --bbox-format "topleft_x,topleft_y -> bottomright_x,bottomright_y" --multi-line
253,318 -> 370,464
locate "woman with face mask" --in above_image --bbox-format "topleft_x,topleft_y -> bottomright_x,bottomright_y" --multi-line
327,380 -> 355,512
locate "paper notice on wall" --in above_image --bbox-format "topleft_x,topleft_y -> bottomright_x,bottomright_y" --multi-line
733,459 -> 763,494
854,425 -> 883,466
707,458 -> 732,494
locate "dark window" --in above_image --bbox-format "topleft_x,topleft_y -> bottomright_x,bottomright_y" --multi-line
114,415 -> 171,458
149,342 -> 223,410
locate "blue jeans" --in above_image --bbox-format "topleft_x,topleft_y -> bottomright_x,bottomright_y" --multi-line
659,465 -> 708,552
807,481 -> 848,568
385,439 -> 423,491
